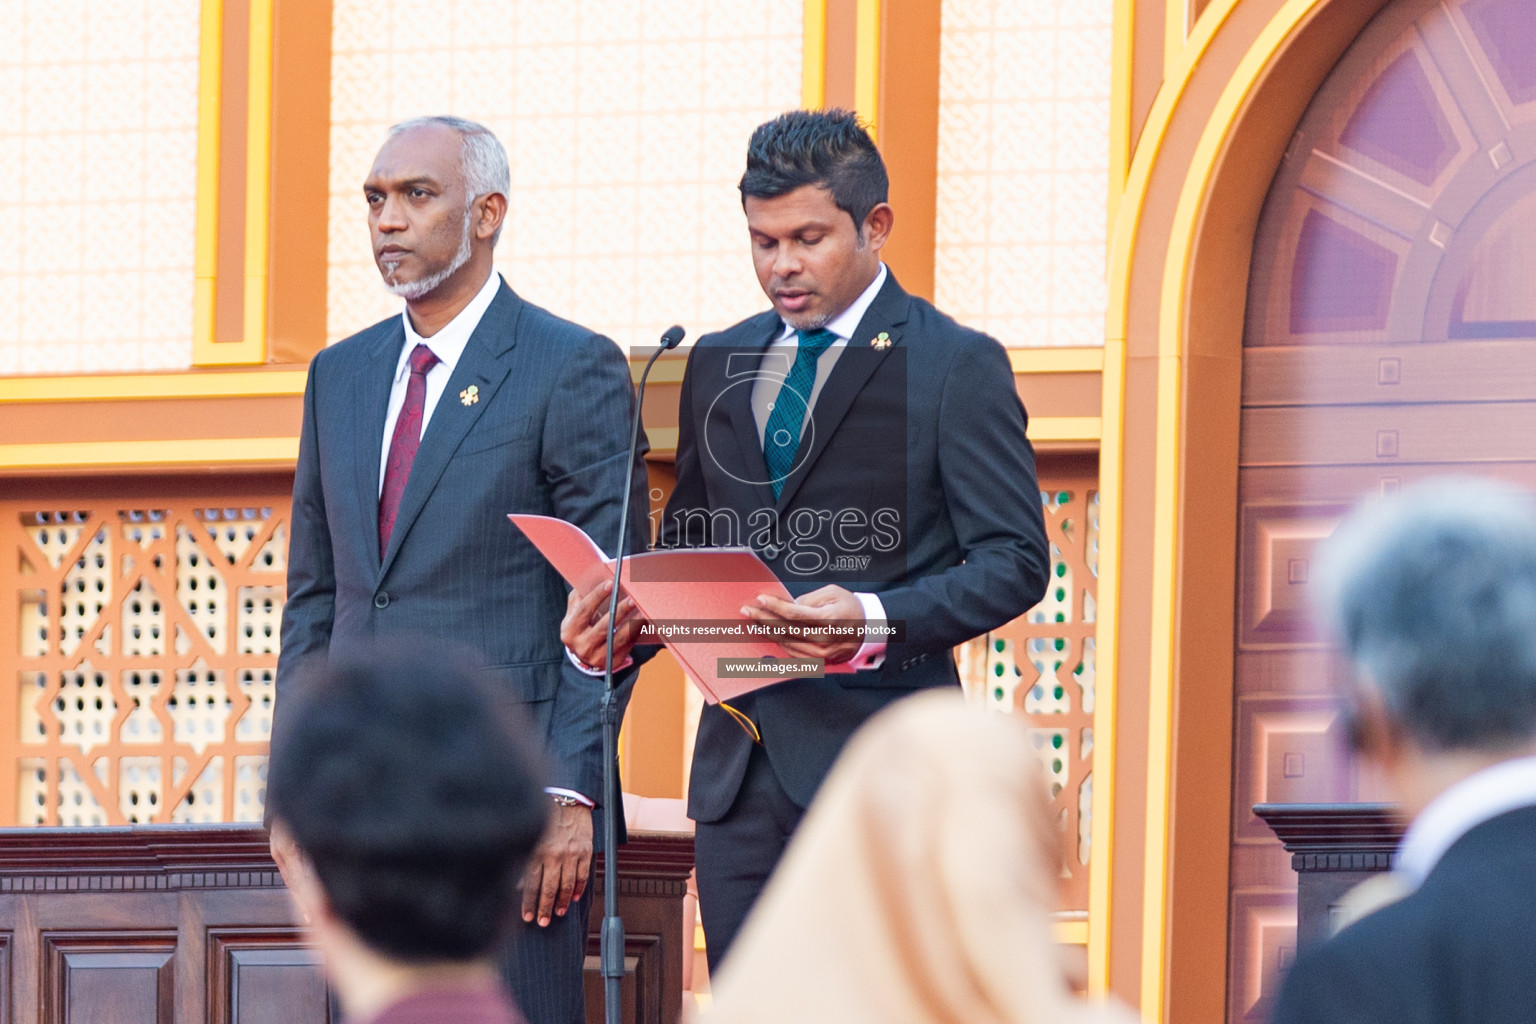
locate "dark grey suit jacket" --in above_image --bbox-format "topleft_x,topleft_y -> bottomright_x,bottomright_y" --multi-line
277,278 -> 649,805
661,272 -> 1050,821
1272,804 -> 1536,1024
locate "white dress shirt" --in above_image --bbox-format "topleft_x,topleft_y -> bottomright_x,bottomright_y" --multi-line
377,268 -> 501,493
384,269 -> 591,807
1395,754 -> 1536,887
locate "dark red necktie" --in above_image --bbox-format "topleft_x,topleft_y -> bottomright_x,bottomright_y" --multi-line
379,344 -> 439,557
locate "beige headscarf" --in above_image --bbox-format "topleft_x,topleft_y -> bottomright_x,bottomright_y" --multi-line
702,691 -> 1138,1024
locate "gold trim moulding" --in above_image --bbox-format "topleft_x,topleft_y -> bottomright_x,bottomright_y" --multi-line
0,370 -> 309,403
636,349 -> 1104,386
0,437 -> 300,470
1009,348 -> 1105,374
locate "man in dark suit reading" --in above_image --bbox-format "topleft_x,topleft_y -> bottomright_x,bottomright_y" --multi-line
277,115 -> 648,1024
565,109 -> 1050,968
1272,478 -> 1536,1024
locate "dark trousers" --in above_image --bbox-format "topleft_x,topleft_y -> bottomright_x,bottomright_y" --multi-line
501,874 -> 594,1024
693,742 -> 807,974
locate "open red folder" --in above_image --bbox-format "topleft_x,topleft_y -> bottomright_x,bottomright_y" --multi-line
508,514 -> 853,703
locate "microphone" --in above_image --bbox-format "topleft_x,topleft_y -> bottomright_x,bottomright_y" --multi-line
599,323 -> 684,1024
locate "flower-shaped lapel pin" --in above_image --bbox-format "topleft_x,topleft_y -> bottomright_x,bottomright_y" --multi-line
459,384 -> 480,406
871,331 -> 892,350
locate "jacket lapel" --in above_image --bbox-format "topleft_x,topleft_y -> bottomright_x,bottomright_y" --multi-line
774,274 -> 910,512
358,319 -> 406,577
378,283 -> 522,576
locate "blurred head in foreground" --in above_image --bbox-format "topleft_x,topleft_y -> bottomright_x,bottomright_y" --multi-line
267,640 -> 548,1021
1323,477 -> 1536,816
702,690 -> 1137,1024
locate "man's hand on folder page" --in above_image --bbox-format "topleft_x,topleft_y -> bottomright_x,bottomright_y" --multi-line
561,578 -> 646,670
742,585 -> 865,665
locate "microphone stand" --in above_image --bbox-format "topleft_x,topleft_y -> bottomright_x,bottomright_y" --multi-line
601,324 -> 684,1024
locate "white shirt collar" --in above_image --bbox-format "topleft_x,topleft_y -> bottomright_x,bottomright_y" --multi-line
394,269 -> 502,382
775,263 -> 888,343
1395,754 -> 1536,885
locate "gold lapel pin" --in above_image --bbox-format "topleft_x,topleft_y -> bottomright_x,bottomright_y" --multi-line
871,331 -> 892,350
460,384 -> 479,406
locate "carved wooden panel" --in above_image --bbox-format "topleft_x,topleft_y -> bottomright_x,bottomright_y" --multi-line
1234,0 -> 1536,1020
1238,504 -> 1348,649
207,930 -> 327,1024
42,933 -> 176,1024
583,832 -> 694,1024
1226,892 -> 1297,1024
1232,697 -> 1350,843
0,827 -> 691,1024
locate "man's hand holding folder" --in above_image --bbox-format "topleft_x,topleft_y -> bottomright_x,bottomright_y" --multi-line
511,514 -> 860,702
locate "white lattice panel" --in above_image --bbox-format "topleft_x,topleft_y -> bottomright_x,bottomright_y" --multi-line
174,757 -> 222,823
327,0 -> 803,350
957,482 -> 1099,911
0,1 -> 202,373
935,0 -> 1112,347
7,499 -> 287,826
233,755 -> 267,823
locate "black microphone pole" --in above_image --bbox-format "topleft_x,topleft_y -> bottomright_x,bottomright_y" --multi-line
601,323 -> 684,1024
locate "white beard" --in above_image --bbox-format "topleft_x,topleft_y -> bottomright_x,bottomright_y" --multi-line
383,209 -> 473,300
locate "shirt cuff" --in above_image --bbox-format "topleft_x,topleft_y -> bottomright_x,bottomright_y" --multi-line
849,592 -> 888,671
544,787 -> 595,808
565,645 -> 633,677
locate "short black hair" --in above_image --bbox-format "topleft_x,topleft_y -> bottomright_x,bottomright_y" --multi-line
739,108 -> 889,231
266,639 -> 549,962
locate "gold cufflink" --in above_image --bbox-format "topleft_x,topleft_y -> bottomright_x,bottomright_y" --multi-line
871,332 -> 891,350
460,385 -> 479,406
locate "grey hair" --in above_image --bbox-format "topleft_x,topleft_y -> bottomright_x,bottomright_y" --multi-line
388,115 -> 510,245
1322,477 -> 1536,752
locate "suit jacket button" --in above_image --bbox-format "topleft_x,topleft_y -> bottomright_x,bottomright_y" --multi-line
761,544 -> 781,560
373,591 -> 390,609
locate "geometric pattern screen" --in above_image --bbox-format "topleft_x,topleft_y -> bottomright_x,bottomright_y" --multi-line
958,478 -> 1099,914
935,0 -> 1112,348
7,495 -> 287,826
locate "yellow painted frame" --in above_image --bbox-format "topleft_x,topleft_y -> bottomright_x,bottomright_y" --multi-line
803,0 -> 827,108
0,438 -> 298,471
0,371 -> 306,404
1009,348 -> 1104,374
193,0 -> 275,366
193,0 -> 223,355
1083,0 -> 1138,998
855,0 -> 882,137
1104,0 -> 1328,1017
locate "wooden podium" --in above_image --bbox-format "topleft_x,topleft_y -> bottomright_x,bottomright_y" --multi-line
0,825 -> 693,1024
1255,803 -> 1404,951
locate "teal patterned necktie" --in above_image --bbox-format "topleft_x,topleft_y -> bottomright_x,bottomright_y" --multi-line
764,327 -> 838,499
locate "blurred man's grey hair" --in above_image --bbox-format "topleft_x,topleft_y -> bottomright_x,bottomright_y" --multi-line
1322,477 -> 1536,752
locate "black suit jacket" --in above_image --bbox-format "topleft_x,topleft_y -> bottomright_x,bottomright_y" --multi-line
277,278 -> 649,806
1272,804 -> 1536,1024
661,272 -> 1050,821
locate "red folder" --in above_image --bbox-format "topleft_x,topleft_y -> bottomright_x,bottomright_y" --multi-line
508,514 -> 853,702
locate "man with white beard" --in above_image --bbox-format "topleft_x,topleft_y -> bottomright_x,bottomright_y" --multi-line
274,116 -> 650,1024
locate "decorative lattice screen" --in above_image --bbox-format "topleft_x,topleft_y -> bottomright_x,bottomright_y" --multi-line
958,470 -> 1099,914
2,489 -> 289,826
